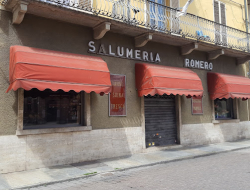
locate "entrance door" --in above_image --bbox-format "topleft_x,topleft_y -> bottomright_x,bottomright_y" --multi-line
145,95 -> 177,148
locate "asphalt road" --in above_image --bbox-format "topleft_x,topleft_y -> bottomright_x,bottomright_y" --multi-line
25,148 -> 250,190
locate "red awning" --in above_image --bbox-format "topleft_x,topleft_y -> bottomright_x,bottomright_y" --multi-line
135,63 -> 203,97
6,46 -> 111,94
207,72 -> 250,100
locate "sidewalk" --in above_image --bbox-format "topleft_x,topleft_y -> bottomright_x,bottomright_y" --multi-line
1,139 -> 250,190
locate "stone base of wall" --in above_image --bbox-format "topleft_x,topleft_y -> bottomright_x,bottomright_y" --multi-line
0,127 -> 144,174
2,122 -> 250,174
181,121 -> 250,146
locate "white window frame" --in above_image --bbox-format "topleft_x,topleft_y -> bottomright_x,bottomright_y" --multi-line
170,0 -> 180,32
214,0 -> 227,45
148,0 -> 167,30
211,98 -> 240,123
16,89 -> 92,135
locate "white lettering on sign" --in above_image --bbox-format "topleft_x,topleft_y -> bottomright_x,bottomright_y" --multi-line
185,59 -> 190,67
143,51 -> 148,61
135,50 -> 141,59
204,62 -> 208,69
88,41 -> 95,52
184,58 -> 213,71
109,45 -> 115,56
155,53 -> 161,62
195,60 -> 200,68
190,59 -> 195,67
150,52 -> 154,62
98,44 -> 106,54
117,46 -> 124,56
88,41 -> 161,63
126,48 -> 133,59
209,63 -> 213,70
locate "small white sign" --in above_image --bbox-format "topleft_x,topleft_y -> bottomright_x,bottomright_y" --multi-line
184,58 -> 213,71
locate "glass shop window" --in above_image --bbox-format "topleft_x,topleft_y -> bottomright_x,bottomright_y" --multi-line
23,89 -> 82,129
214,98 -> 234,119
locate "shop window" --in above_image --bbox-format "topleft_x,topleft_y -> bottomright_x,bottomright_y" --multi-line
23,89 -> 83,129
16,88 -> 91,135
214,98 -> 234,119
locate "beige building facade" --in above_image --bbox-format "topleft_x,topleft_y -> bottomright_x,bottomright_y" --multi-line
1,0 -> 250,173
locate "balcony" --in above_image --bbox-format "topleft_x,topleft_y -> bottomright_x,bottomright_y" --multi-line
2,0 -> 250,62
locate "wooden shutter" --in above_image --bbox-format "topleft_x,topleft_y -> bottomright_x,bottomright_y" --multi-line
214,1 -> 220,43
220,3 -> 227,45
220,3 -> 226,25
214,1 -> 219,23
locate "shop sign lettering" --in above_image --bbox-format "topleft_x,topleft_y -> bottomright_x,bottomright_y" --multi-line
184,58 -> 213,71
109,74 -> 126,116
88,41 -> 161,63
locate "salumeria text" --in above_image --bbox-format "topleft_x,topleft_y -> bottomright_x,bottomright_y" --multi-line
88,41 -> 161,63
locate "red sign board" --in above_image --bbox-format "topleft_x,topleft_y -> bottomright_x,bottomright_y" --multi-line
109,74 -> 126,116
192,97 -> 203,115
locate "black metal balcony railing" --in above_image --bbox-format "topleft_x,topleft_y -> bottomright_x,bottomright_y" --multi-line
1,0 -> 249,52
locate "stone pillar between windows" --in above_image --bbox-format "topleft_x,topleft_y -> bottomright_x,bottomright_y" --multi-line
83,92 -> 91,126
234,99 -> 239,120
175,95 -> 181,144
211,99 -> 215,121
17,88 -> 24,130
141,96 -> 146,149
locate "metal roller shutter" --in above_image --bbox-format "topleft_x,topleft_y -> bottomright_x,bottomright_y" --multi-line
145,95 -> 177,147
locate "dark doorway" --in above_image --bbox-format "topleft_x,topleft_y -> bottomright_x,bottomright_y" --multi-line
145,94 -> 177,147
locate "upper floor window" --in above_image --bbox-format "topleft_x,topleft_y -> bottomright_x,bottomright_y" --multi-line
149,0 -> 166,29
214,0 -> 227,45
148,0 -> 181,33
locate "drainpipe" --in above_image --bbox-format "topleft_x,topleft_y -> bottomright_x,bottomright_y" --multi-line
245,0 -> 248,33
244,0 -> 250,121
244,0 -> 249,79
244,0 -> 249,52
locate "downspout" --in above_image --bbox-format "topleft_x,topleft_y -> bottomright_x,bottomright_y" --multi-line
244,0 -> 250,121
245,0 -> 248,33
244,0 -> 249,51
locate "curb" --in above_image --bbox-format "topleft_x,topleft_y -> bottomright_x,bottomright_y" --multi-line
13,145 -> 250,190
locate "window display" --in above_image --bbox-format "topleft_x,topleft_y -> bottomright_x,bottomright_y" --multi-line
23,89 -> 82,129
214,98 -> 233,119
